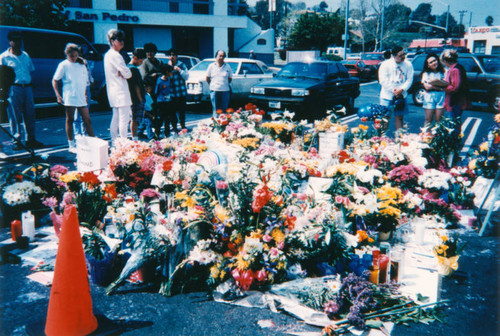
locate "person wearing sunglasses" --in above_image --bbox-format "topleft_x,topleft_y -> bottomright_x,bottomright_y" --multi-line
378,45 -> 414,131
104,29 -> 132,141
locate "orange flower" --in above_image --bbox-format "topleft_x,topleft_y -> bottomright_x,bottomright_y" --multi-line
216,109 -> 223,114
80,171 -> 100,186
226,107 -> 234,113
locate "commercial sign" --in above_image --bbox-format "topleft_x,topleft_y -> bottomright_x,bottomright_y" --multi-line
65,10 -> 140,23
469,26 -> 500,34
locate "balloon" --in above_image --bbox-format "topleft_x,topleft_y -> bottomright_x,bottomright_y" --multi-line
198,150 -> 228,170
357,103 -> 390,120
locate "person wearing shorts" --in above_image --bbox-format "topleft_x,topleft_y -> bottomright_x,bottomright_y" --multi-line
378,45 -> 414,131
421,53 -> 445,125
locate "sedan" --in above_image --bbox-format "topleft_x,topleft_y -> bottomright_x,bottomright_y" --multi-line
250,61 -> 360,120
186,58 -> 277,104
341,60 -> 372,81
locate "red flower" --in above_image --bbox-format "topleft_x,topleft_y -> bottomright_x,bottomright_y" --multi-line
232,269 -> 254,291
252,184 -> 273,213
163,159 -> 174,171
80,171 -> 100,186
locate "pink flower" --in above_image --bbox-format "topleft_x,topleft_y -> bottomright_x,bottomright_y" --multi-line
231,269 -> 254,291
277,241 -> 284,249
62,191 -> 76,206
216,180 -> 228,190
255,269 -> 267,282
140,188 -> 161,199
269,247 -> 280,258
263,234 -> 272,242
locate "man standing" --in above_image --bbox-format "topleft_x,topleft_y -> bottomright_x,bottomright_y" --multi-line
378,46 -> 413,131
206,50 -> 233,117
127,48 -> 147,140
104,29 -> 132,141
141,43 -> 163,87
0,30 -> 43,149
167,48 -> 188,131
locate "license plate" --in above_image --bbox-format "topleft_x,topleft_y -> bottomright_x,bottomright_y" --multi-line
269,101 -> 281,109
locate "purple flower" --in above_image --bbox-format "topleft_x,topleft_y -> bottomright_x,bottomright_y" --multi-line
324,300 -> 340,316
42,196 -> 59,209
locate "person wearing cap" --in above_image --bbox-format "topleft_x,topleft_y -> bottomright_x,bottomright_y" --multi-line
141,43 -> 164,87
0,30 -> 43,149
249,50 -> 256,60
167,48 -> 188,131
128,48 -> 147,140
378,45 -> 413,131
104,29 -> 132,141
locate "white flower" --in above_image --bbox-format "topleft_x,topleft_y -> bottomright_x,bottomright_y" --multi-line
418,169 -> 452,190
243,237 -> 263,254
283,111 -> 295,120
356,168 -> 383,184
2,181 -> 43,206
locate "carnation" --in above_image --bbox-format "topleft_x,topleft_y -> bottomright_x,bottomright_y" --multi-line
3,181 -> 43,206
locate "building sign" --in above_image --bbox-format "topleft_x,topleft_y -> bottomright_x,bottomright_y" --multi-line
470,26 -> 500,34
65,10 -> 140,23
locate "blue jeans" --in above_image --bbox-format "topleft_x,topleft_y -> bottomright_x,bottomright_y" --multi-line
210,91 -> 230,117
73,110 -> 86,136
8,85 -> 36,141
445,104 -> 463,137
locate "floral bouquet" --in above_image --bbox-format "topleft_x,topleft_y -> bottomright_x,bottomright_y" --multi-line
433,231 -> 463,276
468,117 -> 499,179
420,117 -> 462,167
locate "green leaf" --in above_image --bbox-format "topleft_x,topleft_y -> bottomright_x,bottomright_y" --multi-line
417,293 -> 429,303
365,319 -> 384,328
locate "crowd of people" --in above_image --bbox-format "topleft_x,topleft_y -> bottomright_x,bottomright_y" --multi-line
0,28 -> 467,154
378,45 -> 468,133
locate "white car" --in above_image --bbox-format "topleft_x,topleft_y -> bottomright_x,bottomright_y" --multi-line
186,58 -> 277,103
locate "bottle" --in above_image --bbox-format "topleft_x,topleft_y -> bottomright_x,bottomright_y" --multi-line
11,219 -> 22,242
378,243 -> 390,284
390,246 -> 405,282
369,265 -> 379,284
22,211 -> 35,241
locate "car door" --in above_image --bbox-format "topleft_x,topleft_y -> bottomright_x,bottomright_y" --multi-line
230,62 -> 269,100
459,56 -> 485,101
324,63 -> 344,106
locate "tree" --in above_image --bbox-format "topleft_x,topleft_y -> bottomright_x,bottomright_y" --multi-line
0,0 -> 70,30
436,12 -> 458,37
486,15 -> 494,26
251,0 -> 292,29
409,3 -> 435,32
287,11 -> 344,52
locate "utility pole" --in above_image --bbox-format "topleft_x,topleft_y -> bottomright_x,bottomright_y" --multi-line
458,10 -> 467,36
343,0 -> 350,59
469,12 -> 472,28
380,0 -> 386,51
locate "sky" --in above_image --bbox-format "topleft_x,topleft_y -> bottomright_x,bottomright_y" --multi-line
246,0 -> 500,28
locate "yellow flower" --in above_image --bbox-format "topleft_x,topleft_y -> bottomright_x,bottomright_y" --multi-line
440,235 -> 448,243
468,159 -> 477,170
235,253 -> 250,271
277,261 -> 286,270
479,141 -> 488,152
271,228 -> 285,243
210,265 -> 220,279
219,270 -> 226,280
233,234 -> 243,246
182,196 -> 196,208
175,190 -> 188,200
214,204 -> 228,223
351,127 -> 359,133
495,114 -> 500,123
250,230 -> 263,239
359,124 -> 368,131
232,137 -> 260,149
60,172 -> 80,183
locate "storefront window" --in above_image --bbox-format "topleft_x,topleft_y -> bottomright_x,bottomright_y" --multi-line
116,0 -> 132,10
473,40 -> 486,54
68,0 -> 92,8
193,0 -> 210,14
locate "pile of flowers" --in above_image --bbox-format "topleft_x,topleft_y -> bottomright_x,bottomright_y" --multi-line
5,105 -> 488,331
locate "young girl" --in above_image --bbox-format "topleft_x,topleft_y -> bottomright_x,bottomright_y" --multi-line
155,64 -> 175,138
421,53 -> 446,125
52,43 -> 95,153
137,85 -> 155,140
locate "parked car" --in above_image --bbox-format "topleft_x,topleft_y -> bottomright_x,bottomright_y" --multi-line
249,60 -> 360,120
0,26 -> 104,107
127,52 -> 200,70
410,53 -> 500,112
341,60 -> 372,81
186,58 -> 277,104
360,52 -> 384,78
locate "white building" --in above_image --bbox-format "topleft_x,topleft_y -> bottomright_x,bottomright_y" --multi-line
465,26 -> 500,55
64,0 -> 275,63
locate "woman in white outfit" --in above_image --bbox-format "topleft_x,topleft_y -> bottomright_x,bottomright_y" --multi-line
104,29 -> 132,140
52,43 -> 95,153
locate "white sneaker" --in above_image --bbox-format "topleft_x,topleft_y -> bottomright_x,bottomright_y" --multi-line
68,146 -> 77,154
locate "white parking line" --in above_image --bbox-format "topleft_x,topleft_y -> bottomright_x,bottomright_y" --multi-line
340,115 -> 359,124
461,117 -> 482,156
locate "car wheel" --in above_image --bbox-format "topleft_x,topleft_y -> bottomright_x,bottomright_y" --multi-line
488,91 -> 500,113
412,85 -> 425,107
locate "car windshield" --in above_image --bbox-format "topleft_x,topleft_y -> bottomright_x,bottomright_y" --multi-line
277,62 -> 326,79
477,57 -> 500,73
362,54 -> 383,60
190,60 -> 239,73
342,60 -> 358,65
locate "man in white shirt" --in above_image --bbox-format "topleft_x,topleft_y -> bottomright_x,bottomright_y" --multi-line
104,29 -> 132,141
378,46 -> 414,131
206,50 -> 233,117
0,30 -> 43,149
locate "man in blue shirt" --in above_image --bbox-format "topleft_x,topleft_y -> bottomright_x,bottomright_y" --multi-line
167,48 -> 188,131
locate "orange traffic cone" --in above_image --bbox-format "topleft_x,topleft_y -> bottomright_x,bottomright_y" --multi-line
45,204 -> 98,336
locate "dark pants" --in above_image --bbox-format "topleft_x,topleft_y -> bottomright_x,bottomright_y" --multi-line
171,97 -> 187,129
156,101 -> 176,137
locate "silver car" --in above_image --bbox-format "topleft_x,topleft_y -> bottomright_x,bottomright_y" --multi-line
186,58 -> 277,103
